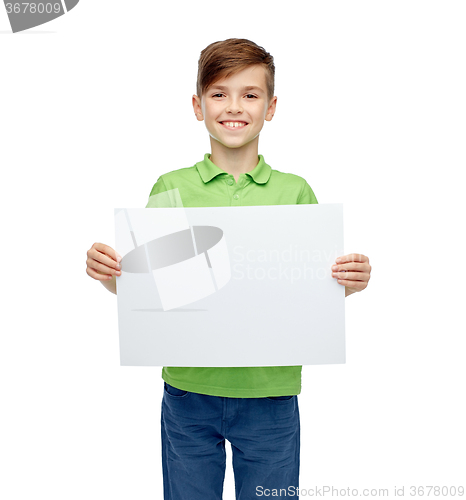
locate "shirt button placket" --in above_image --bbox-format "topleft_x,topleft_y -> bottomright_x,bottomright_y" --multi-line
226,176 -> 238,204
233,177 -> 243,204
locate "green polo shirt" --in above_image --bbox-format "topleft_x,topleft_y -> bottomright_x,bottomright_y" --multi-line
145,153 -> 318,398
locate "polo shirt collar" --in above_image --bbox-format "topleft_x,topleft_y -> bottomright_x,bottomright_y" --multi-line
196,153 -> 271,185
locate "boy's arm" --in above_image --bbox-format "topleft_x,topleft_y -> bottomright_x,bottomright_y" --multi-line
86,242 -> 121,294
98,177 -> 167,296
296,180 -> 372,297
332,253 -> 371,297
100,275 -> 117,295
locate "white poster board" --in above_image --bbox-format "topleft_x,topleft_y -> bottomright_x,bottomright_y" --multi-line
114,203 -> 345,367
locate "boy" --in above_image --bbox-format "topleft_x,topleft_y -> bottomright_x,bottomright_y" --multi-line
86,38 -> 371,500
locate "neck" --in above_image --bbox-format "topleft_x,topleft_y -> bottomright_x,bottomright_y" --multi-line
209,139 -> 259,181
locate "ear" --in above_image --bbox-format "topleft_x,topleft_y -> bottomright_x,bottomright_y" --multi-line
265,96 -> 277,121
192,95 -> 204,121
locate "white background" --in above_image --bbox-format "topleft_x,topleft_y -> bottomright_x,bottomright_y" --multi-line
1,1 -> 465,498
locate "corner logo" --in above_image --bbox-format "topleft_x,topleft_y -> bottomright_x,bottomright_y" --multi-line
3,0 -> 79,33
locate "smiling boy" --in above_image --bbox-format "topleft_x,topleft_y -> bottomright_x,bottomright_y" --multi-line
194,63 -> 272,181
86,38 -> 371,500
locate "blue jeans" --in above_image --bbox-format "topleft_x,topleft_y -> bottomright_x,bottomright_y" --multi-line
161,382 -> 300,500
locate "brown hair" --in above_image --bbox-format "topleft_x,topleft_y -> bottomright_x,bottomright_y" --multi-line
196,38 -> 275,104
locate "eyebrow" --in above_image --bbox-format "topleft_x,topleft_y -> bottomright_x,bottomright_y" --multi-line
211,85 -> 265,93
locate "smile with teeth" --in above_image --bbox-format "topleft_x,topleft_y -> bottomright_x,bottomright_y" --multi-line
220,121 -> 248,129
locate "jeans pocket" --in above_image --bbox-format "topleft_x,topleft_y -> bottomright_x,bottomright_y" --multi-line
164,382 -> 189,397
266,395 -> 294,401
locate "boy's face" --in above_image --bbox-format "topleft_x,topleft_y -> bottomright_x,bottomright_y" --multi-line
192,64 -> 277,152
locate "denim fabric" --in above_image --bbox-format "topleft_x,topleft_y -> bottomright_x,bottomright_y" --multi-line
161,382 -> 300,499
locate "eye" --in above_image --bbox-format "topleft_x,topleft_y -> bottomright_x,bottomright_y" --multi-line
212,93 -> 224,98
245,94 -> 257,99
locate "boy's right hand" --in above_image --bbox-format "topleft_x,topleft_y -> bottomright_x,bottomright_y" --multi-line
86,243 -> 122,281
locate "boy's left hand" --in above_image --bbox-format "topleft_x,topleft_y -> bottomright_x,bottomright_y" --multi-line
331,253 -> 371,297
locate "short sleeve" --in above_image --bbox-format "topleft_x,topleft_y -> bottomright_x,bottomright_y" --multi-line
297,180 -> 318,205
145,176 -> 168,208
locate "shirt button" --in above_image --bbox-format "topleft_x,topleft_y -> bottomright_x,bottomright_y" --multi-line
233,194 -> 239,200
227,179 -> 234,186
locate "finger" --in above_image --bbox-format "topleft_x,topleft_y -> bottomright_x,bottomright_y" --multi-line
86,266 -> 114,281
335,253 -> 369,265
87,257 -> 122,277
332,262 -> 371,273
332,271 -> 370,282
89,247 -> 121,271
91,243 -> 122,263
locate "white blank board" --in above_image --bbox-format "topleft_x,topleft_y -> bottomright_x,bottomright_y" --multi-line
114,204 -> 345,367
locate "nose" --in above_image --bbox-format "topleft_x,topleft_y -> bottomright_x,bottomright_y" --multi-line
226,96 -> 243,114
